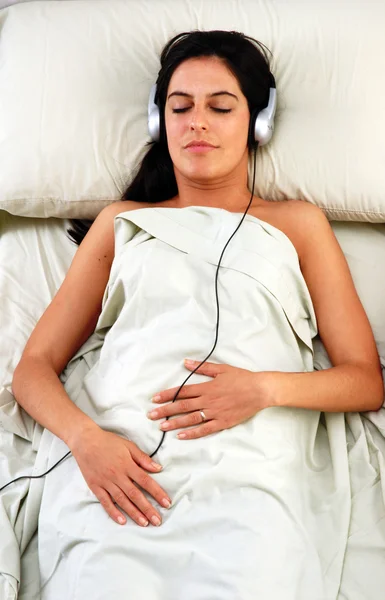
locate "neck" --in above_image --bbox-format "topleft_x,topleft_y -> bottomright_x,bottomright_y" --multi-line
175,186 -> 252,213
173,173 -> 253,214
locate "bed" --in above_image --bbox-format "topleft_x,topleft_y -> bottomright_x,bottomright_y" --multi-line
0,1 -> 384,598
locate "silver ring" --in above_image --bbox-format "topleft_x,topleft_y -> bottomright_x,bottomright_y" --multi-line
200,410 -> 207,422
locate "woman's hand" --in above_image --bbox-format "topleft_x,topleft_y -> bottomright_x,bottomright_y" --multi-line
69,425 -> 172,527
147,360 -> 275,440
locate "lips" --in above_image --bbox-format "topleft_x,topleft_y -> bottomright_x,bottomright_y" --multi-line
185,140 -> 217,149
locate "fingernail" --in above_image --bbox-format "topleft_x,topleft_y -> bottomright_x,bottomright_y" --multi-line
184,359 -> 195,366
161,498 -> 171,508
139,517 -> 149,527
117,516 -> 126,525
148,410 -> 158,419
151,462 -> 163,470
160,421 -> 170,430
177,432 -> 187,439
152,395 -> 162,402
151,515 -> 161,526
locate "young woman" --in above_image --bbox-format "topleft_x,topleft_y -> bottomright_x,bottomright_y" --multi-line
12,30 -> 383,599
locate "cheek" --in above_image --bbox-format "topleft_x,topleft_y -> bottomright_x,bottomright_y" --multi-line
226,117 -> 250,149
164,118 -> 183,155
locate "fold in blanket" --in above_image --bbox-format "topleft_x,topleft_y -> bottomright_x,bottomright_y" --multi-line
0,206 -> 356,598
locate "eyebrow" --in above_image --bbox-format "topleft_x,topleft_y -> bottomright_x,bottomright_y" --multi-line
167,90 -> 239,101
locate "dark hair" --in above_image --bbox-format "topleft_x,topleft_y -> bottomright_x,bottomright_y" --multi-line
68,30 -> 273,245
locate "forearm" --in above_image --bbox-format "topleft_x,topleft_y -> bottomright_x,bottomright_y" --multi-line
12,357 -> 99,448
267,363 -> 384,413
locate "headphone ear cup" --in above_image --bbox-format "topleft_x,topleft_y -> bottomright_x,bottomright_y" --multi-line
248,108 -> 259,150
148,104 -> 160,142
148,84 -> 161,142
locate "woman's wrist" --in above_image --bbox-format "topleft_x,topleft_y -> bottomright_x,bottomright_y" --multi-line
64,414 -> 101,451
253,371 -> 280,410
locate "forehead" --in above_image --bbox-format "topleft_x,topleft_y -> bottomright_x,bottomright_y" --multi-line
167,56 -> 242,95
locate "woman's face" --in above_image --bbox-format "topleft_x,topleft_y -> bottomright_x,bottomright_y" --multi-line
164,56 -> 251,185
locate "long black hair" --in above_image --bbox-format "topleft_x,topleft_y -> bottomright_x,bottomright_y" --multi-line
68,30 -> 273,245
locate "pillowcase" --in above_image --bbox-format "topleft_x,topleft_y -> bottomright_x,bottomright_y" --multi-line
0,0 -> 384,220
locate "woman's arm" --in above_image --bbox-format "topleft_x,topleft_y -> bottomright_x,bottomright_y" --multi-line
12,200 -> 172,527
146,357 -> 383,442
268,364 -> 383,412
12,201 -> 127,445
271,201 -> 383,412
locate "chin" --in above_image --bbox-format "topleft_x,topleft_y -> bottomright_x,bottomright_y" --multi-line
180,161 -> 228,182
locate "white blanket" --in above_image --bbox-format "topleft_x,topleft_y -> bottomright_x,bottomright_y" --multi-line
36,206 -> 347,600
2,206 -> 385,599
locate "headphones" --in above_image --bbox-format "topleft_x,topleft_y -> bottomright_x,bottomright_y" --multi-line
148,73 -> 277,147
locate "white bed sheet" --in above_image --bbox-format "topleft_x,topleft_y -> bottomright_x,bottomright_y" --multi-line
1,211 -> 384,393
0,210 -> 76,391
0,211 -> 384,599
0,211 -> 75,599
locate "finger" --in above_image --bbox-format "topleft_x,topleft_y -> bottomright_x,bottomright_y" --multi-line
115,477 -> 165,527
92,485 -> 147,527
184,359 -> 225,377
159,410 -> 210,432
151,382 -> 206,404
177,421 -> 218,440
148,397 -> 201,421
130,464 -> 172,512
128,442 -> 164,473
106,482 -> 152,527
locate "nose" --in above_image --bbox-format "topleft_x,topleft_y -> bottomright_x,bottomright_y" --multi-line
189,106 -> 208,132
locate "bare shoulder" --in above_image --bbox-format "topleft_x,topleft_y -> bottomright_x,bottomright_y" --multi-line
281,200 -> 331,265
97,198 -> 187,224
97,200 -> 146,220
253,199 -> 329,263
272,198 -> 325,220
83,199 -> 154,258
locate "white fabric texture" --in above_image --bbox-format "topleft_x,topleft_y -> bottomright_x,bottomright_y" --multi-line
35,206 -> 346,600
0,211 -> 75,600
0,0 -> 385,220
1,210 -> 384,404
0,211 -> 76,392
1,208 -> 384,599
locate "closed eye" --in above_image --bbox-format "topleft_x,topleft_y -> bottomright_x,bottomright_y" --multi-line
172,107 -> 232,114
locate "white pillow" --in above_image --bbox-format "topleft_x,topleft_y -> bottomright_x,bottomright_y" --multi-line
0,0 -> 385,220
